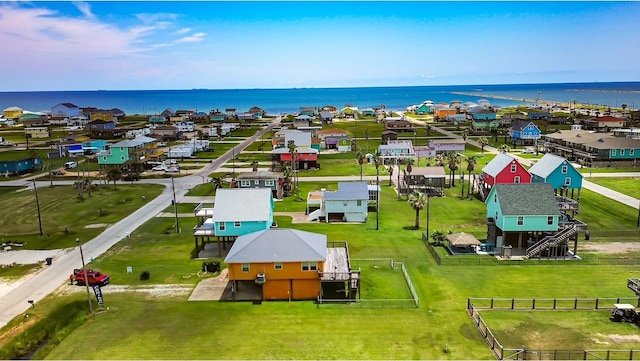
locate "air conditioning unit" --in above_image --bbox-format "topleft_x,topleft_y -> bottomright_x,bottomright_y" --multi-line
255,273 -> 266,285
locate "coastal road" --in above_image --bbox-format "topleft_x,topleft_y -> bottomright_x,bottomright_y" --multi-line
0,118 -> 280,328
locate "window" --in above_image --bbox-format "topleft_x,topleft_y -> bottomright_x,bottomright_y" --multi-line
219,223 -> 226,231
234,221 -> 241,227
561,165 -> 568,174
547,216 -> 554,225
510,164 -> 517,173
241,263 -> 250,272
620,149 -> 625,156
274,262 -> 283,270
302,262 -> 318,271
517,216 -> 524,226
254,180 -> 260,185
514,176 -> 520,184
265,180 -> 275,187
611,149 -> 617,156
240,180 -> 250,187
631,149 -> 635,156
357,200 -> 362,206
564,177 -> 571,186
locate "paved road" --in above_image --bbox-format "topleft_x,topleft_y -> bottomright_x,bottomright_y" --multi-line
0,120 -> 280,328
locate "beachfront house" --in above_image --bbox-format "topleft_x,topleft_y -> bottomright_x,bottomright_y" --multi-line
529,153 -> 583,213
224,229 -> 360,301
236,171 -> 283,199
307,182 -> 370,223
378,140 -> 415,164
485,183 -> 584,259
543,129 -> 640,167
51,103 -> 80,118
479,153 -> 531,200
582,115 -> 626,132
0,154 -> 42,176
509,121 -> 541,147
97,135 -> 163,166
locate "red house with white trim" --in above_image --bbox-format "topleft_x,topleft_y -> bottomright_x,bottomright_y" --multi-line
480,153 -> 531,198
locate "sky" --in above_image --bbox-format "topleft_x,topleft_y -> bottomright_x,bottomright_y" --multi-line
0,1 -> 639,91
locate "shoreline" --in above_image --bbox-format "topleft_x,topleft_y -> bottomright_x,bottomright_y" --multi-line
450,91 -> 600,109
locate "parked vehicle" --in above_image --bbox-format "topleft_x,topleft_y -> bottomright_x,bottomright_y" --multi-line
152,164 -> 167,171
165,166 -> 180,173
521,147 -> 535,154
123,173 -> 140,181
49,169 -> 65,176
64,161 -> 78,169
610,304 -> 640,326
70,269 -> 110,287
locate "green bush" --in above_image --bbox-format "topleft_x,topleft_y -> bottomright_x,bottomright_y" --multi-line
139,271 -> 150,281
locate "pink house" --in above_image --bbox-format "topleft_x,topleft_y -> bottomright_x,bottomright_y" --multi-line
481,153 -> 531,190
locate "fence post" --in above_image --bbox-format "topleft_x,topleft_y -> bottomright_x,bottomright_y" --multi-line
553,298 -> 557,310
511,298 -> 515,310
574,298 -> 578,310
595,298 -> 599,309
491,298 -> 494,309
532,298 -> 536,310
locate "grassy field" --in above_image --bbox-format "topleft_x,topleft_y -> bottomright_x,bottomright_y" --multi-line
2,123 -> 640,359
0,184 -> 164,249
587,177 -> 640,198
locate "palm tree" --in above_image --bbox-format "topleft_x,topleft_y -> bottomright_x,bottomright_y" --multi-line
466,156 -> 478,198
282,163 -> 292,197
447,153 -> 461,187
621,103 -> 628,118
431,230 -> 447,246
499,144 -> 509,153
405,157 -> 414,199
212,177 -> 224,191
387,166 -> 393,186
251,161 -> 259,172
478,136 -> 489,155
356,149 -> 366,181
106,167 -> 122,189
287,140 -> 297,195
408,191 -> 427,229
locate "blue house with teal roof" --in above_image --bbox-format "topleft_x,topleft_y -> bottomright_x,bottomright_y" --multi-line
485,183 -> 584,259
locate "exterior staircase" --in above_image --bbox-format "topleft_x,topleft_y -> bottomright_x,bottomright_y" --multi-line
525,224 -> 581,259
307,208 -> 323,222
628,278 -> 640,296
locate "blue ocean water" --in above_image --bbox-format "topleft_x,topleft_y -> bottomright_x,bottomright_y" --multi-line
1,82 -> 639,116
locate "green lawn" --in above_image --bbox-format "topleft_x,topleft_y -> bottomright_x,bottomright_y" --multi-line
0,184 -> 164,249
3,123 -> 640,359
587,177 -> 640,198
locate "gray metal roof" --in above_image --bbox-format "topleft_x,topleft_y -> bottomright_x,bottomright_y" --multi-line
529,153 -> 579,179
212,188 -> 272,222
237,171 -> 280,180
510,121 -> 538,132
224,228 -> 327,263
325,182 -> 369,200
482,153 -> 518,177
494,183 -> 561,216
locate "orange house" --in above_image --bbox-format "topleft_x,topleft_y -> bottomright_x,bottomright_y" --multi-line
435,108 -> 457,120
224,228 -> 359,301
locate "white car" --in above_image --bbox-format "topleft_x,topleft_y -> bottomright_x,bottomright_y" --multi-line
521,147 -> 535,154
152,165 -> 167,171
165,166 -> 180,173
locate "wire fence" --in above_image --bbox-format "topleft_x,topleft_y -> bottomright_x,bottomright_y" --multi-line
467,298 -> 640,360
316,258 -> 419,309
423,232 -> 640,266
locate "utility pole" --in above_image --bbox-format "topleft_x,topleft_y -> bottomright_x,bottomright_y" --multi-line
171,176 -> 180,233
77,238 -> 93,313
32,179 -> 43,236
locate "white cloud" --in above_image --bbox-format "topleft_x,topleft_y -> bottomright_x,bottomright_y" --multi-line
176,32 -> 206,43
72,1 -> 95,20
176,28 -> 191,35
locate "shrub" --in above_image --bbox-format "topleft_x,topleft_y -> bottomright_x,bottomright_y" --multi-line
139,271 -> 150,281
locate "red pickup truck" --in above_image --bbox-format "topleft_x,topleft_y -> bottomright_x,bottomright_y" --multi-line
71,269 -> 110,287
